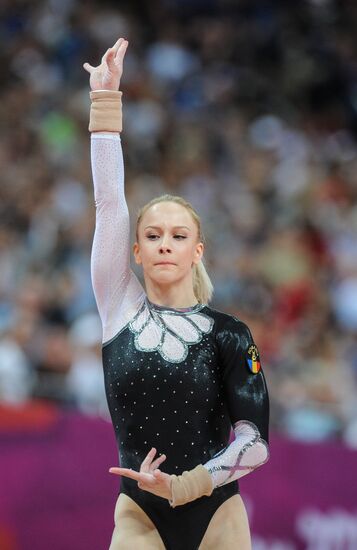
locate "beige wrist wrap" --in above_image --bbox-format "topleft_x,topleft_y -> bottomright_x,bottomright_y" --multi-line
88,90 -> 123,133
169,465 -> 214,508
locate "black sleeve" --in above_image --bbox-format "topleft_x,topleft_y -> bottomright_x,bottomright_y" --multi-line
216,317 -> 270,444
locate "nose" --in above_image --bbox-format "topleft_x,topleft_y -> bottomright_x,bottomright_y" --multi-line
159,236 -> 172,254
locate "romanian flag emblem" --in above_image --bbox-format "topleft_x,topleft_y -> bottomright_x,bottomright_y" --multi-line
246,344 -> 261,374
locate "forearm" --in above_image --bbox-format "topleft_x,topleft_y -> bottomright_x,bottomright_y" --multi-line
85,39 -> 145,339
169,420 -> 269,508
202,420 -> 269,488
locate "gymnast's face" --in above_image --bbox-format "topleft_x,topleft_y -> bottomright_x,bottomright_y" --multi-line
133,202 -> 203,287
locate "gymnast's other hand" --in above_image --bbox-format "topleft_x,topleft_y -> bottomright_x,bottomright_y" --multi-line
83,37 -> 128,91
109,447 -> 172,500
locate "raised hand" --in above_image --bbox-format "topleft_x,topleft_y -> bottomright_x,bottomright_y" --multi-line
83,37 -> 128,91
109,447 -> 172,500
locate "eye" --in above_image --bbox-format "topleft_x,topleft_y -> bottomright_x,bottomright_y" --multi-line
146,234 -> 159,240
174,235 -> 187,240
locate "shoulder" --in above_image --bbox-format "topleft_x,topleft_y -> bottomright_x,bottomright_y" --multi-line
206,306 -> 263,376
205,306 -> 254,350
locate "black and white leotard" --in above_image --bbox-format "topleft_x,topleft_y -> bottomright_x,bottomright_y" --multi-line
91,132 -> 269,550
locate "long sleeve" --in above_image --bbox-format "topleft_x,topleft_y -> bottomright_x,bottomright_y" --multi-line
203,318 -> 269,488
90,133 -> 145,343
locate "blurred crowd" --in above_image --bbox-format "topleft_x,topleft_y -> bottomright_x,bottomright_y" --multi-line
1,0 -> 357,446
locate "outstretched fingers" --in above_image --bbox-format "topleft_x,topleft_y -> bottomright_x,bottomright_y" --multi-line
140,447 -> 157,472
150,453 -> 166,471
109,467 -> 154,484
112,37 -> 125,54
140,447 -> 166,471
114,39 -> 128,64
83,38 -> 128,81
108,446 -> 169,498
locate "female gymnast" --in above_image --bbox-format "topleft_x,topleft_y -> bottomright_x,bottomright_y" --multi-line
84,37 -> 269,550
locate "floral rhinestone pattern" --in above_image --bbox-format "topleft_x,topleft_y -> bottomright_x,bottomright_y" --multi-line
128,299 -> 214,363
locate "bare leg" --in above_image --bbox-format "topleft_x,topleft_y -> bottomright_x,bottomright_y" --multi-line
109,493 -> 166,550
199,495 -> 251,550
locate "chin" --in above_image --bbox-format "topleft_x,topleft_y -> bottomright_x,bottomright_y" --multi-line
145,268 -> 185,285
150,273 -> 180,285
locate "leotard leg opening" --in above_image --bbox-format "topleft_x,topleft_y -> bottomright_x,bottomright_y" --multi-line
198,494 -> 251,550
110,488 -> 250,550
115,479 -> 238,550
109,493 -> 165,550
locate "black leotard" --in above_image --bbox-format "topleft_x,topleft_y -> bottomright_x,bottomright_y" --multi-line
91,132 -> 269,549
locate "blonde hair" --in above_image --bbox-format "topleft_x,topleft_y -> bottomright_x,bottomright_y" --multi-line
135,194 -> 213,304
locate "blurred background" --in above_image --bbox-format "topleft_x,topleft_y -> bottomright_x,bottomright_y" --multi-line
1,0 -> 357,548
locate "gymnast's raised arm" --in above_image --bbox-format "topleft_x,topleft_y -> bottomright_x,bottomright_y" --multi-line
84,38 -> 145,343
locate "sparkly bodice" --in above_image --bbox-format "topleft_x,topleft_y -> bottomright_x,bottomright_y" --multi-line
103,300 -> 233,476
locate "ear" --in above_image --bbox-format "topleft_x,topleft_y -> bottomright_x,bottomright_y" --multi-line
133,242 -> 142,265
192,242 -> 204,265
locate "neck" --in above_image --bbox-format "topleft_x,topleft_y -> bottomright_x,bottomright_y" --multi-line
145,279 -> 198,309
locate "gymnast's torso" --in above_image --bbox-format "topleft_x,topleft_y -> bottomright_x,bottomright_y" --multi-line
102,296 -> 259,486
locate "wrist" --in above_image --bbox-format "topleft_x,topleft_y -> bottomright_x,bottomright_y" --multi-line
88,90 -> 123,133
169,464 -> 213,508
90,90 -> 122,99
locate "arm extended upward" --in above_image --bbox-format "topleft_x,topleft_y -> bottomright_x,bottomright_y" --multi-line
86,39 -> 145,343
91,130 -> 144,343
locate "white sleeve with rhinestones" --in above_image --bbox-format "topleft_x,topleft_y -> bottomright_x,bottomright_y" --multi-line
203,420 -> 269,488
91,133 -> 145,343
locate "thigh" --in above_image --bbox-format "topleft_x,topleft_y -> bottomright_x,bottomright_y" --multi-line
199,494 -> 251,550
109,493 -> 166,550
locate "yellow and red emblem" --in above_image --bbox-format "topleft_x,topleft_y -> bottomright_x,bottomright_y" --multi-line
246,344 -> 261,374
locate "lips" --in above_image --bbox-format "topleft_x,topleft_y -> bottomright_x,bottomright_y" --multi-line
155,262 -> 176,265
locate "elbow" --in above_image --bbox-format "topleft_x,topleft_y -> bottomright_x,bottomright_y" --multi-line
233,420 -> 270,470
94,194 -> 129,217
94,194 -> 116,208
242,439 -> 270,472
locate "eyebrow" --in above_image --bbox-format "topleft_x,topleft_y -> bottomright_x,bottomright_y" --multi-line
144,225 -> 191,231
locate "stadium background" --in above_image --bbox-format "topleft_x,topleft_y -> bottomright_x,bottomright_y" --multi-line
1,0 -> 357,548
